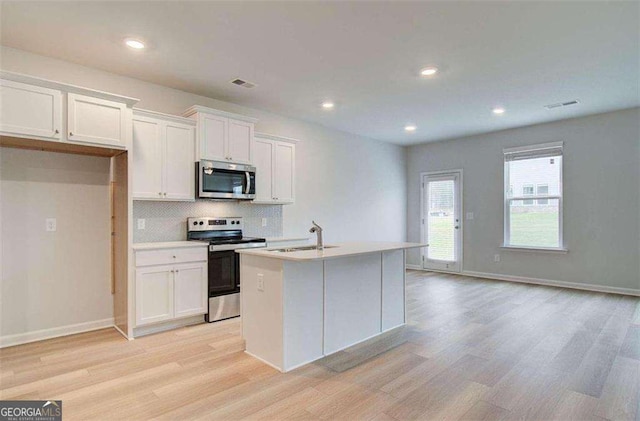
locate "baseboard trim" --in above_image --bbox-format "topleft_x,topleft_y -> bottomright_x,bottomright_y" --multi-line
132,315 -> 204,338
405,264 -> 422,270
461,270 -> 640,297
112,324 -> 131,341
0,318 -> 115,348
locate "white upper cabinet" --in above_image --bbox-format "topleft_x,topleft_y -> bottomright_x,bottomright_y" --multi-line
227,118 -> 253,163
200,113 -> 226,160
67,93 -> 127,148
253,137 -> 275,203
132,109 -> 195,201
0,79 -> 62,140
252,133 -> 297,204
183,105 -> 257,164
0,72 -> 138,149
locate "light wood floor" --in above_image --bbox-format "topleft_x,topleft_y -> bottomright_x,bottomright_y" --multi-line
1,271 -> 639,420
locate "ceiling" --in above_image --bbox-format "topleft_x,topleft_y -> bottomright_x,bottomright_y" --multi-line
1,1 -> 638,145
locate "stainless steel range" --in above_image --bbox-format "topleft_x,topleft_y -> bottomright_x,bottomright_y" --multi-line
187,217 -> 266,322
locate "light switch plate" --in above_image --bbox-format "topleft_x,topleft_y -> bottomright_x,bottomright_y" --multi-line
261,218 -> 267,227
466,212 -> 474,220
257,274 -> 264,291
46,218 -> 57,232
494,254 -> 500,262
137,219 -> 146,230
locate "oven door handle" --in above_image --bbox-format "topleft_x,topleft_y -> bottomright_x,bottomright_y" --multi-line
245,171 -> 251,194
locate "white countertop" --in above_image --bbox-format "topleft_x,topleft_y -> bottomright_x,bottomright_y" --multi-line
132,241 -> 208,251
237,241 -> 427,261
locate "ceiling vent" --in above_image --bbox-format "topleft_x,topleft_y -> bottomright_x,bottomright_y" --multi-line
544,100 -> 580,110
230,78 -> 257,89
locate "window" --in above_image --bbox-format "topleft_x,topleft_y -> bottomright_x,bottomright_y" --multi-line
522,184 -> 534,205
504,142 -> 563,249
537,184 -> 549,205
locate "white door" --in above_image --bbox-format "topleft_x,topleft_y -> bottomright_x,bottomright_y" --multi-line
273,141 -> 295,203
253,137 -> 275,202
0,79 -> 62,140
227,119 -> 253,163
164,122 -> 195,200
132,116 -> 163,199
174,262 -> 208,318
135,265 -> 175,326
67,93 -> 127,148
422,171 -> 462,272
199,113 -> 226,161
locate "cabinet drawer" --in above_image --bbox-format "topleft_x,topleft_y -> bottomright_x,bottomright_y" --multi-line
135,247 -> 207,267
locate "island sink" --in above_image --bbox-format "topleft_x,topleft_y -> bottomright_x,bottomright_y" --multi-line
270,245 -> 338,253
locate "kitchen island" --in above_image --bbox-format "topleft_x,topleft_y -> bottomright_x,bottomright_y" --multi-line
236,242 -> 427,372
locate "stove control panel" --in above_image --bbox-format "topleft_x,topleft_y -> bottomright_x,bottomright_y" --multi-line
187,217 -> 243,232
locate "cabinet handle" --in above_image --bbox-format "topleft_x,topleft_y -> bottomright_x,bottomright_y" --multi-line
171,270 -> 175,273
54,129 -> 59,134
158,192 -> 162,196
69,132 -> 73,136
175,270 -> 179,273
172,255 -> 176,258
163,192 -> 167,196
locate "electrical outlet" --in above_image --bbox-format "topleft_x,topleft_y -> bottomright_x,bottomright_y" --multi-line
261,218 -> 267,227
257,274 -> 264,291
466,212 -> 474,220
46,218 -> 57,232
137,219 -> 146,230
494,254 -> 500,262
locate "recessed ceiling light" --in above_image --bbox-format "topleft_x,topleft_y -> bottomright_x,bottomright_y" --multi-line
124,38 -> 145,50
492,107 -> 506,115
405,125 -> 417,132
321,101 -> 335,109
420,67 -> 438,76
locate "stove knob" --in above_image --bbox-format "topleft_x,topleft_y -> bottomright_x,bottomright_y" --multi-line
193,221 -> 198,226
199,221 -> 204,225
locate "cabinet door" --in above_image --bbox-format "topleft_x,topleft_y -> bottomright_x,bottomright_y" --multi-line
273,141 -> 295,203
67,93 -> 127,148
132,116 -> 163,199
174,262 -> 208,318
227,119 -> 253,164
0,79 -> 62,140
199,113 -> 227,161
253,138 -> 275,202
164,122 -> 195,200
135,265 -> 174,326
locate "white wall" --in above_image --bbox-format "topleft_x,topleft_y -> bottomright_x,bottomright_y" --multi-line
407,108 -> 640,292
0,149 -> 113,338
0,46 -> 407,243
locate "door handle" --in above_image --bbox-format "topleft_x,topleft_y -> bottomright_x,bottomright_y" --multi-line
245,172 -> 251,194
455,226 -> 459,229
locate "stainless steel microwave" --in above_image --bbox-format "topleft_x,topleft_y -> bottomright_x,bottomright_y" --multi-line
197,160 -> 256,200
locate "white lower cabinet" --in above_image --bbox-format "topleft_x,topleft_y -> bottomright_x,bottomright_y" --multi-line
174,262 -> 208,318
134,246 -> 207,327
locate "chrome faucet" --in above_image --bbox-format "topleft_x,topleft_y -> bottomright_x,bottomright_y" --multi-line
309,221 -> 324,250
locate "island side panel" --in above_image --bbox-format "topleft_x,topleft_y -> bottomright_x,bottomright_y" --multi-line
282,260 -> 324,371
240,254 -> 284,371
323,253 -> 382,355
382,249 -> 406,331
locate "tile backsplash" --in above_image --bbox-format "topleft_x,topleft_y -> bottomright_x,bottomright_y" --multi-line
133,200 -> 283,243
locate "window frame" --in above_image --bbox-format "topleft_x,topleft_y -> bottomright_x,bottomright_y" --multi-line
503,142 -> 565,251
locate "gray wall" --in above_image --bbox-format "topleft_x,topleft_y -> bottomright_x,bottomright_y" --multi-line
407,108 -> 640,291
1,149 -> 113,336
0,46 -> 407,244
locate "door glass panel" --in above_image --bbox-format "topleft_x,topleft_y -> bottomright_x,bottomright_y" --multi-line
202,169 -> 245,194
427,180 -> 456,261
